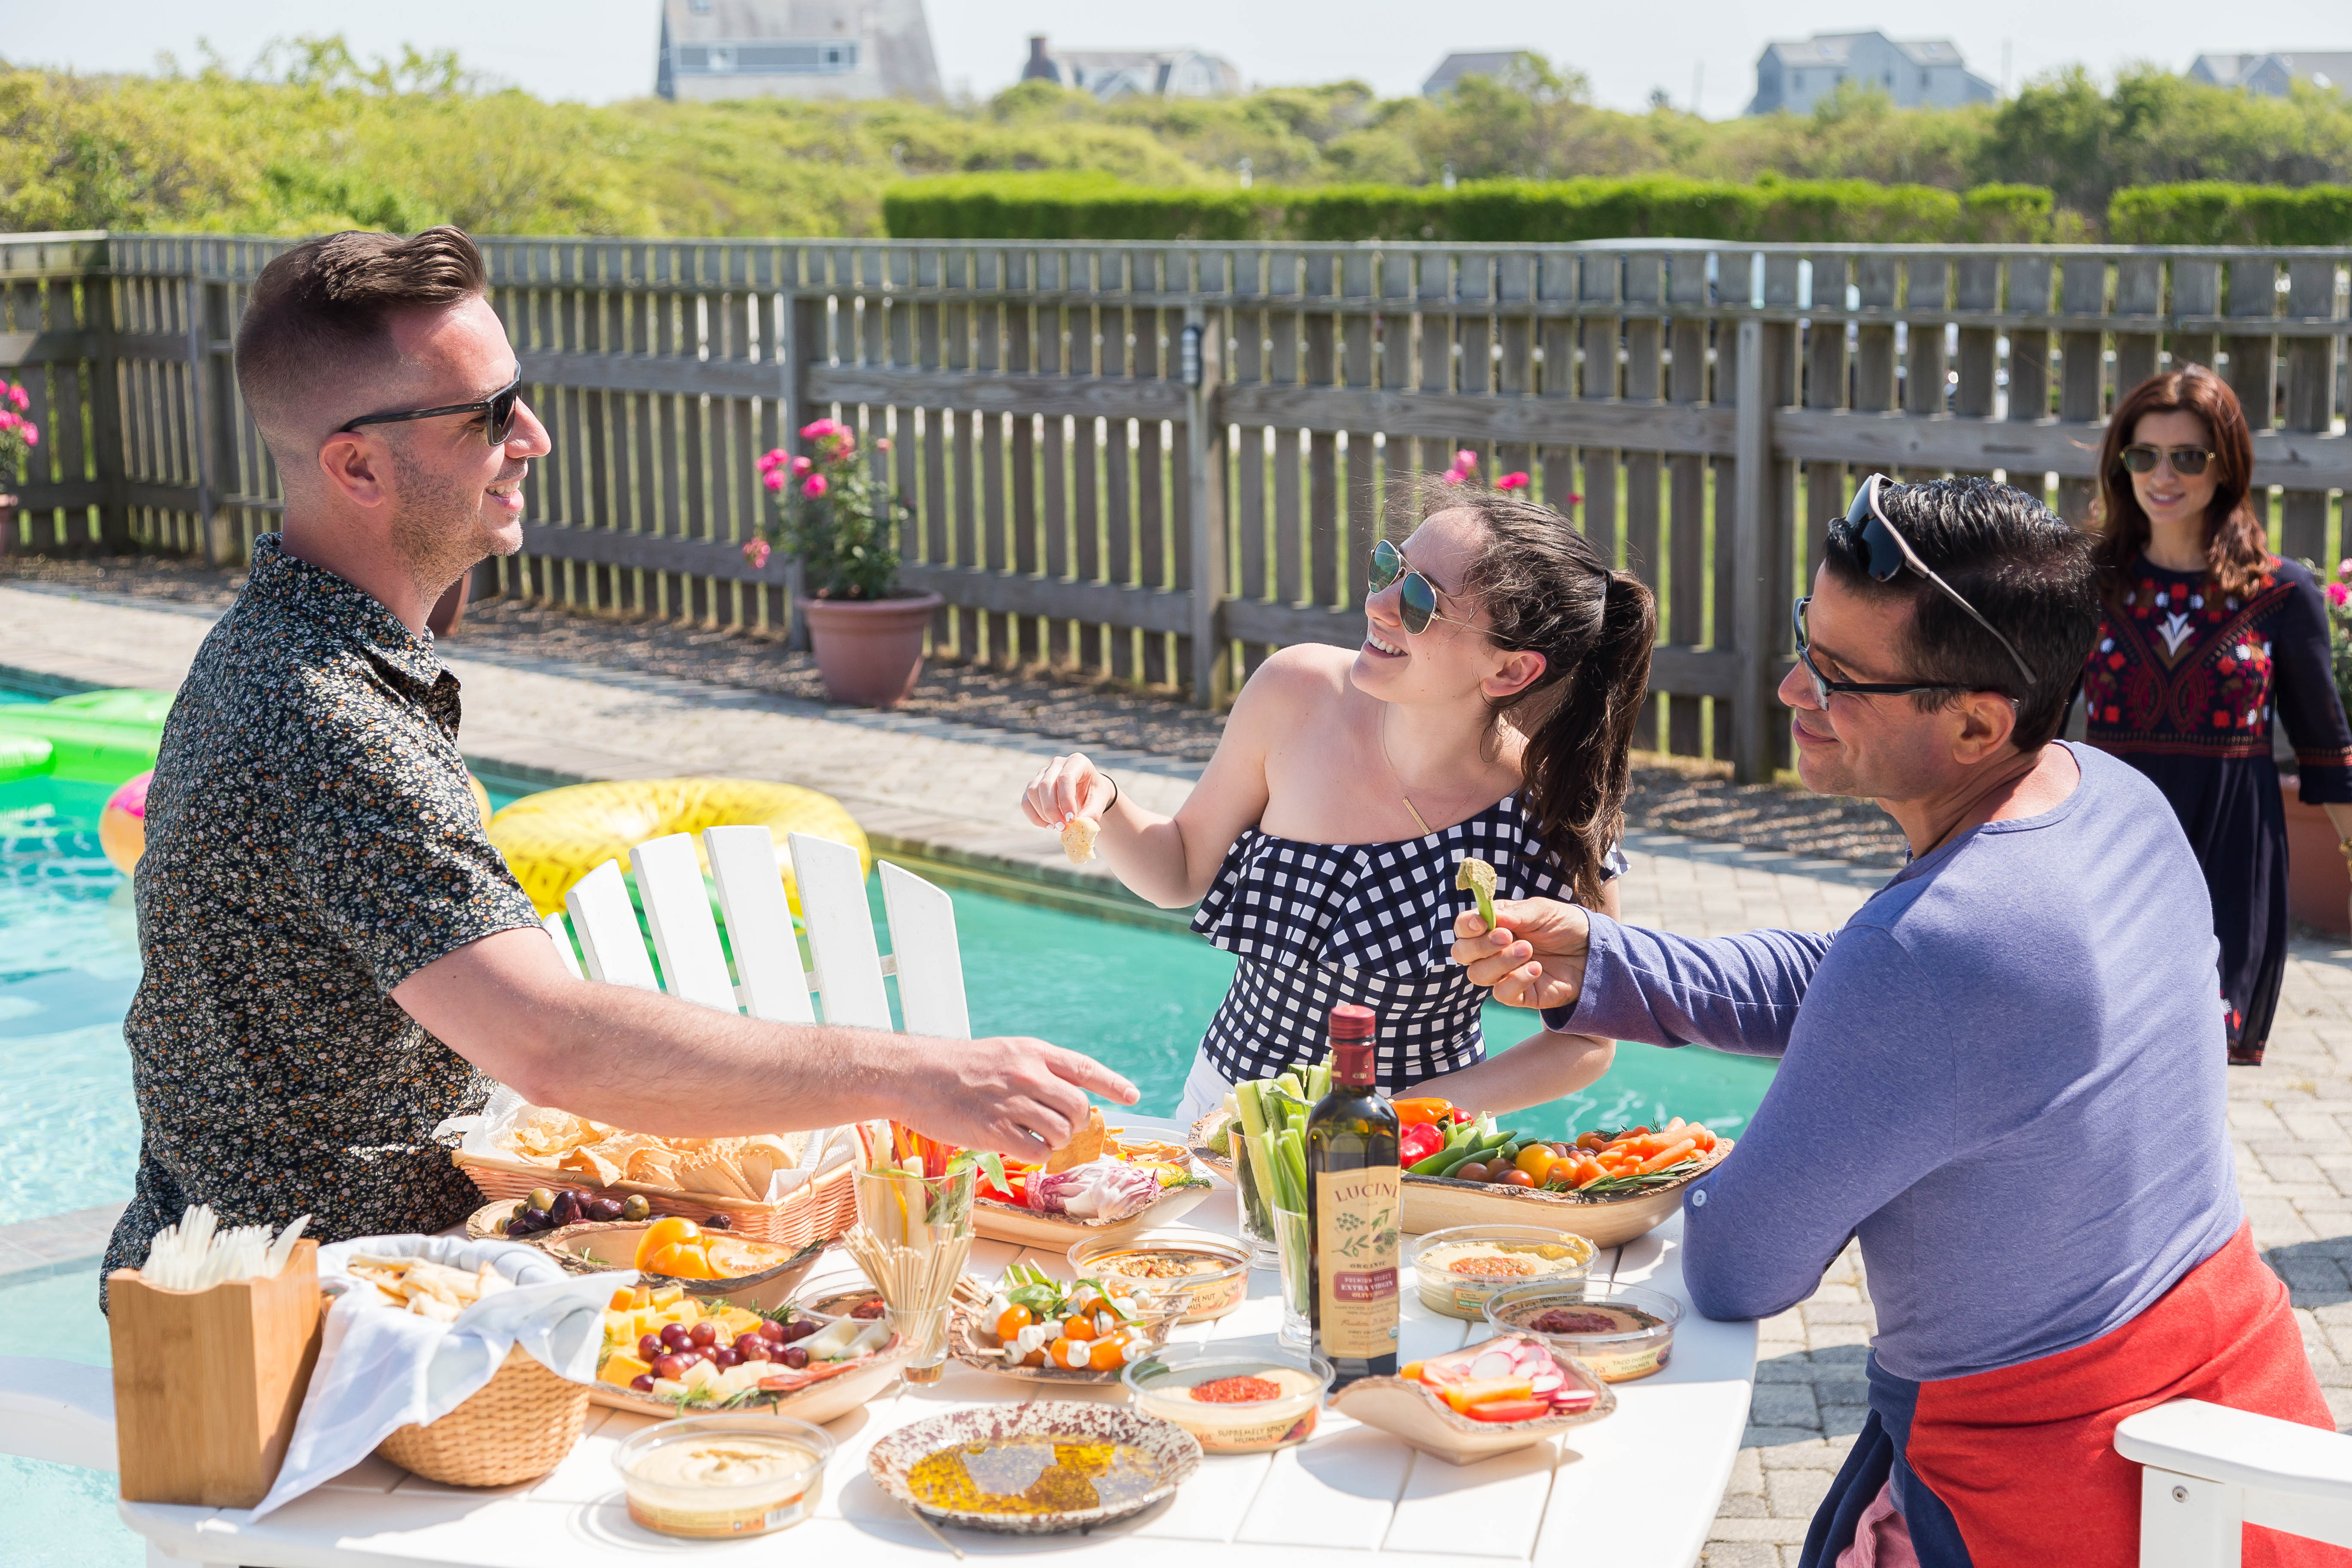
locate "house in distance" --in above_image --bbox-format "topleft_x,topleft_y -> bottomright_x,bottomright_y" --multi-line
1748,31 -> 1994,114
2190,52 -> 2352,98
1018,36 -> 1241,100
655,0 -> 941,101
1421,52 -> 1532,98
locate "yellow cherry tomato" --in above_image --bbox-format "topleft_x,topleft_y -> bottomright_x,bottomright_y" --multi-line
634,1216 -> 701,1271
1050,1337 -> 1093,1369
1021,1349 -> 1047,1368
1069,1286 -> 1104,1316
995,1305 -> 1034,1342
1060,1312 -> 1098,1342
1088,1337 -> 1128,1372
1515,1144 -> 1557,1183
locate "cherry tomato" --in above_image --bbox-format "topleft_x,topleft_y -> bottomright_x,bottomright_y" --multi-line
1089,1337 -> 1129,1372
995,1305 -> 1034,1341
1061,1313 -> 1098,1341
1050,1337 -> 1094,1369
1450,1162 -> 1486,1183
1022,1349 -> 1047,1367
1515,1145 -> 1556,1182
1496,1169 -> 1537,1188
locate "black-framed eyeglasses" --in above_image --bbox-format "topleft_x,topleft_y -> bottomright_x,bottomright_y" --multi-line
2119,443 -> 2212,477
1834,473 -> 2038,690
1369,538 -> 1482,636
337,369 -> 524,447
1793,596 -> 1995,710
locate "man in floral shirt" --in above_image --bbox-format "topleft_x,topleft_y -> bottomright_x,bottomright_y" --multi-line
106,228 -> 1130,1290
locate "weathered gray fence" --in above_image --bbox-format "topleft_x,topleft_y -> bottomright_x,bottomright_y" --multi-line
3,230 -> 2348,781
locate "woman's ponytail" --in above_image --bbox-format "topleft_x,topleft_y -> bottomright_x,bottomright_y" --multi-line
1448,490 -> 1659,907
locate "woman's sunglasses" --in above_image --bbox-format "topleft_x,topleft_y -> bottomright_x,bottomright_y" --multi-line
1368,538 -> 1481,635
338,369 -> 525,447
1834,473 -> 2038,689
2119,444 -> 2212,477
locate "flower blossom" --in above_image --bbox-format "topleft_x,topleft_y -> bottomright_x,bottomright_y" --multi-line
2339,557 -> 2352,579
799,417 -> 845,441
1494,472 -> 1531,490
802,473 -> 828,498
741,539 -> 772,568
5,384 -> 25,410
2329,582 -> 2350,609
791,455 -> 813,477
756,448 -> 786,474
876,438 -> 892,452
762,469 -> 786,492
18,423 -> 34,446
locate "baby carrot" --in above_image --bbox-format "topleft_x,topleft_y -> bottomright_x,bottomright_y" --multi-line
1638,1138 -> 1700,1174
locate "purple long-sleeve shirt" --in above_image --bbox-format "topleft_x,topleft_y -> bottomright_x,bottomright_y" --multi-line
1560,744 -> 2242,1382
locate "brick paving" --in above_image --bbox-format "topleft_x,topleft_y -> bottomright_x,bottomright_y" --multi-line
3,571 -> 2348,1562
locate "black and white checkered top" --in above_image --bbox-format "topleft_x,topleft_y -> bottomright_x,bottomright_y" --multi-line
1188,793 -> 1623,1093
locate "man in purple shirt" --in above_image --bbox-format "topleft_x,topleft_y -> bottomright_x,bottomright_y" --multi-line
1452,475 -> 2331,1568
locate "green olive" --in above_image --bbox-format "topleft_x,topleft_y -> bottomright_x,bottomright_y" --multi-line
526,1187 -> 556,1214
620,1194 -> 652,1222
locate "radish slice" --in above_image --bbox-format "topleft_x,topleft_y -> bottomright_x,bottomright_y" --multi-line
1529,1370 -> 1563,1393
1470,1350 -> 1517,1378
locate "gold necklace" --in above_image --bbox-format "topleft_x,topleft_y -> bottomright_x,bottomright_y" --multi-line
1377,714 -> 1436,837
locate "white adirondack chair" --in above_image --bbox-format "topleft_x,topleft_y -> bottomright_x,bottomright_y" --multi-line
2116,1399 -> 2352,1565
0,827 -> 972,1493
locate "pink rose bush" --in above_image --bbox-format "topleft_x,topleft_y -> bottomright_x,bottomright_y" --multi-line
0,380 -> 40,483
745,416 -> 910,599
2325,559 -> 2352,719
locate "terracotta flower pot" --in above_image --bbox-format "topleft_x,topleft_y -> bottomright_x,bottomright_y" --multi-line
2280,781 -> 2351,935
799,590 -> 943,710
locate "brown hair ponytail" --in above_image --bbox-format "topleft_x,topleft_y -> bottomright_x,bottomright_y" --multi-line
1438,488 -> 1657,906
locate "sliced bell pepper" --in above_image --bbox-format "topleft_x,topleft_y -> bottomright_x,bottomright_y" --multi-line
1439,1377 -> 1536,1415
1398,1123 -> 1446,1167
1461,1396 -> 1553,1424
1390,1096 -> 1456,1126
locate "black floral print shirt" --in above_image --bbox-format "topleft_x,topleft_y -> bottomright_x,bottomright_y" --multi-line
104,536 -> 542,1293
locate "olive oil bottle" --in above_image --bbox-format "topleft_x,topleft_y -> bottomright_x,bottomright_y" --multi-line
1305,1003 -> 1400,1384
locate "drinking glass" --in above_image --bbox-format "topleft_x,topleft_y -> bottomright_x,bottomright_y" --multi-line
1270,1202 -> 1313,1351
1230,1129 -> 1279,1267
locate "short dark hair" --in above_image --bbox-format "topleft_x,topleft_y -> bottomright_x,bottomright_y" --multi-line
1822,475 -> 2098,751
234,226 -> 487,436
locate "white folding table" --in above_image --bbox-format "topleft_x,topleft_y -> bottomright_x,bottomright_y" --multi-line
119,1139 -> 1758,1568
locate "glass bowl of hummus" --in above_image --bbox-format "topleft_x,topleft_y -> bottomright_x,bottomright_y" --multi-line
614,1414 -> 836,1538
1404,1225 -> 1598,1320
1067,1230 -> 1253,1323
1481,1280 -> 1683,1382
1120,1347 -> 1335,1454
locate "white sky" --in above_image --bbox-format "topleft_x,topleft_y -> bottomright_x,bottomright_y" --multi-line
5,0 -> 2349,119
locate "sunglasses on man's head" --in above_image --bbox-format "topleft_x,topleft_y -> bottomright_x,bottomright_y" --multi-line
2119,444 -> 2212,477
338,369 -> 524,447
1368,538 -> 1481,636
1831,473 -> 2038,690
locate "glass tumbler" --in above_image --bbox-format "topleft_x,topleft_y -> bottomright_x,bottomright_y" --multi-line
848,1163 -> 976,1385
1270,1202 -> 1314,1351
1231,1128 -> 1279,1268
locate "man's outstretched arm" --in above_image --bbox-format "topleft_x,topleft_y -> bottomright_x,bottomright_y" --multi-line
394,926 -> 1136,1160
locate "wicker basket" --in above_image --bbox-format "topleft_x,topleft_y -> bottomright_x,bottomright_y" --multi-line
375,1344 -> 589,1487
453,1152 -> 859,1250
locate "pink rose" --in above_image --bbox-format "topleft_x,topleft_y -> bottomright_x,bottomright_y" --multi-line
2339,557 -> 2352,579
1455,450 -> 1478,469
876,438 -> 892,452
5,385 -> 24,410
802,473 -> 828,498
0,411 -> 15,431
799,417 -> 844,441
1439,469 -> 1465,484
762,469 -> 786,491
790,455 -> 813,476
1495,472 -> 1531,490
756,448 -> 785,473
741,539 -> 772,568
19,424 -> 34,446
2329,582 -> 2350,609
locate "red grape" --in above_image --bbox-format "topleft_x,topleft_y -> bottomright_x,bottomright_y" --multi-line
637,1333 -> 663,1361
711,1347 -> 741,1369
780,1346 -> 808,1369
658,1323 -> 691,1351
758,1319 -> 789,1342
688,1321 -> 719,1349
738,1338 -> 773,1363
630,1373 -> 655,1392
780,1319 -> 818,1343
651,1354 -> 686,1381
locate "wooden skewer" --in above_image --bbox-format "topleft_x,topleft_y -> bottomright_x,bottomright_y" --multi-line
899,1496 -> 965,1559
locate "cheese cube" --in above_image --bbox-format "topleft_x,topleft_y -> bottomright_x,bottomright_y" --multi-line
600,1354 -> 652,1388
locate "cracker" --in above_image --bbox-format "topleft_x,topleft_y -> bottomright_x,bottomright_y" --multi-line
1060,815 -> 1100,864
1045,1105 -> 1107,1173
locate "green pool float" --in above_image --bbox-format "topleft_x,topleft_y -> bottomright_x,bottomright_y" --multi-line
0,689 -> 173,786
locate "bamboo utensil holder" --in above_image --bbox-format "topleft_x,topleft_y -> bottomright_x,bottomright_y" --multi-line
108,1238 -> 325,1507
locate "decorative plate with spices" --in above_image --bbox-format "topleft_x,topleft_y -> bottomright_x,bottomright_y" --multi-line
866,1400 -> 1200,1535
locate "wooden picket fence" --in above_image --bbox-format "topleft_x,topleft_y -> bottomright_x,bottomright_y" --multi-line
3,229 -> 2349,781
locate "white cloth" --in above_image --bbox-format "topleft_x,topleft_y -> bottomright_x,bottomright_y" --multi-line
250,1234 -> 628,1519
1174,1048 -> 1236,1127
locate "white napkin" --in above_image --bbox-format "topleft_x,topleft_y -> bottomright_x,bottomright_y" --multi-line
249,1234 -> 629,1519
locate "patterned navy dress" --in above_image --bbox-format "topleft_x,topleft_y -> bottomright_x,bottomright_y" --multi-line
1189,793 -> 1623,1094
2076,555 -> 2352,1063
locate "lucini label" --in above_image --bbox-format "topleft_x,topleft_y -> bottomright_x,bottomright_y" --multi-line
1314,1168 -> 1400,1357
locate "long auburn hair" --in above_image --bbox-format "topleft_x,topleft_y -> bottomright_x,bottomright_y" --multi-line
2091,366 -> 2269,600
1421,486 -> 1657,908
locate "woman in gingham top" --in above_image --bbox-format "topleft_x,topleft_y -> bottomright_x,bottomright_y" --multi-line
1020,487 -> 1655,1121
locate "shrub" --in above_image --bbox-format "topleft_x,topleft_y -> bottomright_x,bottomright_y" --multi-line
1959,184 -> 2054,242
2108,183 -> 2352,245
880,173 -> 1264,242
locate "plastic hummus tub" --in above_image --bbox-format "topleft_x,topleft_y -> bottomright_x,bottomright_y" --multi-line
1482,1280 -> 1683,1383
614,1415 -> 835,1537
1068,1230 -> 1252,1323
1405,1226 -> 1597,1321
1121,1348 -> 1335,1453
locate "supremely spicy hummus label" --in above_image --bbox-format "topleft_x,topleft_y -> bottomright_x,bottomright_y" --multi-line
1314,1168 -> 1400,1357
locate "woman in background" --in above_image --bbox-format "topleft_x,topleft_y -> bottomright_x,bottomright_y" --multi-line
2079,366 -> 2352,1065
1018,486 -> 1654,1120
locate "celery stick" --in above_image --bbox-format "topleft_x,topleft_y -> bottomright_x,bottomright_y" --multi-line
1234,1080 -> 1270,1139
1277,1127 -> 1309,1210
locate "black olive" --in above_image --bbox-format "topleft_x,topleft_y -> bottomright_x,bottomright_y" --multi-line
548,1190 -> 580,1227
590,1197 -> 625,1222
704,1213 -> 733,1230
510,1207 -> 551,1236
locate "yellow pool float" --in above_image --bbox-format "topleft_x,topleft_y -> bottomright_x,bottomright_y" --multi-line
486,777 -> 868,916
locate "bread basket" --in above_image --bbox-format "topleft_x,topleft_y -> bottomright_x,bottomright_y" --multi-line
375,1344 -> 589,1487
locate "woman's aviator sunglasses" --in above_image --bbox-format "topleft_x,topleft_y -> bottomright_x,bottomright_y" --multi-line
338,369 -> 525,447
1368,538 -> 1481,635
1833,473 -> 2038,690
2119,443 -> 2212,477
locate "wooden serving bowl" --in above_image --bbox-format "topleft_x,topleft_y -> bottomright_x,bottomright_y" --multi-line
1331,1343 -> 1615,1465
946,1297 -> 1181,1384
588,1335 -> 913,1426
467,1204 -> 824,1311
972,1184 -> 1212,1250
1188,1115 -> 1731,1250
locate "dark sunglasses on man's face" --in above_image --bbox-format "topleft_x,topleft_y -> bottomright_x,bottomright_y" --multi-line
338,369 -> 524,447
1368,538 -> 1480,636
1833,473 -> 2038,691
2119,444 -> 2212,477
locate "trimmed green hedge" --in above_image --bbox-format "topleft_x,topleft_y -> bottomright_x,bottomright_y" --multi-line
2108,183 -> 2352,245
882,172 -> 2063,244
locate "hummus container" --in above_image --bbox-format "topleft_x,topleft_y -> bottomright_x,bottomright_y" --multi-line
1404,1225 -> 1597,1320
1068,1230 -> 1252,1323
1120,1347 -> 1334,1454
614,1414 -> 834,1538
788,1268 -> 889,1328
1482,1280 -> 1682,1383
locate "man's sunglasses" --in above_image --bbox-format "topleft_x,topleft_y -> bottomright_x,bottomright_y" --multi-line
1833,474 -> 2038,690
1793,596 -> 1994,709
338,369 -> 524,447
2119,443 -> 2212,477
1369,538 -> 1481,636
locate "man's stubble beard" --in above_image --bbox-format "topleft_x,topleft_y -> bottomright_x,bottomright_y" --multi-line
387,438 -> 500,603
